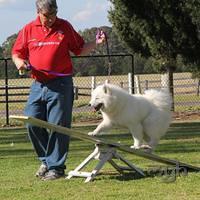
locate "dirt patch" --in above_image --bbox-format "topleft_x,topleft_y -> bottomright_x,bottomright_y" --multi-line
173,111 -> 200,121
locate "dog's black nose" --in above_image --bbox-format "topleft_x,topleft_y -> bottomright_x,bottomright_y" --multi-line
88,103 -> 91,106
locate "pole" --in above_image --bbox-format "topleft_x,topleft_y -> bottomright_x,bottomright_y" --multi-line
5,59 -> 9,125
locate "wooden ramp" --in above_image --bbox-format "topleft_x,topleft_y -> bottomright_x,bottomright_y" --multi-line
10,115 -> 200,182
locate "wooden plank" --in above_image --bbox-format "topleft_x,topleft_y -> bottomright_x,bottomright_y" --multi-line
10,115 -> 200,172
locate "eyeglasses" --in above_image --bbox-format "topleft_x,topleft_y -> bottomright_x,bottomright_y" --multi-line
39,9 -> 57,19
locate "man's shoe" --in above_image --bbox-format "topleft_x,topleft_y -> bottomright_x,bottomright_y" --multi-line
42,170 -> 65,181
35,164 -> 48,178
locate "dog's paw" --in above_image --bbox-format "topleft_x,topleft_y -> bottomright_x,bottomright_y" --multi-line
140,144 -> 152,149
140,144 -> 153,153
88,132 -> 96,136
130,145 -> 140,150
130,145 -> 152,153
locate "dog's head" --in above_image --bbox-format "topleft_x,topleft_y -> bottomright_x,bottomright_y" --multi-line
89,84 -> 115,112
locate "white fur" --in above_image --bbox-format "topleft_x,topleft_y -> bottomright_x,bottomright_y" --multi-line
88,83 -> 172,151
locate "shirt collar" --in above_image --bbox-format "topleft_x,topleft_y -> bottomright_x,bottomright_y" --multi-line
33,16 -> 60,27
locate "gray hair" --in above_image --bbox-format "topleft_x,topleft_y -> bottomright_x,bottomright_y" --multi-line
36,0 -> 58,13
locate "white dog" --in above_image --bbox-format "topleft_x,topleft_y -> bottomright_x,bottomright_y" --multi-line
88,83 -> 172,151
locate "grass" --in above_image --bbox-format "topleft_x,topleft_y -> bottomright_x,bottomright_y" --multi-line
0,122 -> 200,200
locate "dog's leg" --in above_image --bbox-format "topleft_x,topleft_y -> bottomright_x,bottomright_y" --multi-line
88,120 -> 112,136
147,138 -> 159,150
129,124 -> 143,149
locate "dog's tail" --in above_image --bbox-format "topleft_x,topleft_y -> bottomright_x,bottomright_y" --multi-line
144,89 -> 172,111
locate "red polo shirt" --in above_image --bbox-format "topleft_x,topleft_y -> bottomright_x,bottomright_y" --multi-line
12,16 -> 84,82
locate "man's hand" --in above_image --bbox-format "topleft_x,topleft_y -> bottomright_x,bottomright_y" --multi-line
12,55 -> 29,75
80,29 -> 106,56
96,29 -> 106,44
12,56 -> 27,70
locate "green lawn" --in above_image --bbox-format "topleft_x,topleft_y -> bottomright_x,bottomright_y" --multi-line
0,122 -> 200,200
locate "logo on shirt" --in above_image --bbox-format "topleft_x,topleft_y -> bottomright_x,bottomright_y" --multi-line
57,30 -> 64,40
33,41 -> 60,47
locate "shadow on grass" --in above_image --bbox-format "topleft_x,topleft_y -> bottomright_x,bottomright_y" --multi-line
156,143 -> 200,154
97,166 -> 199,182
165,129 -> 200,140
0,149 -> 34,158
0,130 -> 29,145
170,122 -> 200,127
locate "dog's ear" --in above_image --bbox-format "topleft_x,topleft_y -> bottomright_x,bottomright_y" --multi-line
103,84 -> 111,95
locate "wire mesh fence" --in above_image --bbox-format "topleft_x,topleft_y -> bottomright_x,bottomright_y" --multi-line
0,56 -> 199,127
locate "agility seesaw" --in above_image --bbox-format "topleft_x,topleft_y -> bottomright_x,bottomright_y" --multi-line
10,115 -> 200,182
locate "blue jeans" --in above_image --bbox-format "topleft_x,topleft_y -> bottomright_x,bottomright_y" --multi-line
24,76 -> 74,171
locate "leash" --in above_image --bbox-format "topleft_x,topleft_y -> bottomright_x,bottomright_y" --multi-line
96,29 -> 112,82
19,65 -> 72,77
104,31 -> 112,78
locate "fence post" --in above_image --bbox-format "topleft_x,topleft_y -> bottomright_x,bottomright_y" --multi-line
5,59 -> 9,125
128,73 -> 133,94
131,54 -> 135,94
74,86 -> 78,100
196,79 -> 200,96
168,67 -> 174,111
91,76 -> 96,94
134,75 -> 141,94
161,68 -> 174,111
120,81 -> 124,88
145,80 -> 149,90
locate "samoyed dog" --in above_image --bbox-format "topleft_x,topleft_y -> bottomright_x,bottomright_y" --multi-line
88,83 -> 172,151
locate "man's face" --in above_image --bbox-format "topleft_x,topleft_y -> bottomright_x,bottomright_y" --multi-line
38,9 -> 57,28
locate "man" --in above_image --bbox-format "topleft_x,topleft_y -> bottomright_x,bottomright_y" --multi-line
12,0 -> 105,181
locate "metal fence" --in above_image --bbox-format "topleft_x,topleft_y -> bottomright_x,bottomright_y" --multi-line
0,55 -> 199,126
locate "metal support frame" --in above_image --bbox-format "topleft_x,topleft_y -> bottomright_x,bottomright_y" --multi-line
66,144 -> 145,182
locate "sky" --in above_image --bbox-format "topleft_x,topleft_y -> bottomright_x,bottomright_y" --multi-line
0,0 -> 112,45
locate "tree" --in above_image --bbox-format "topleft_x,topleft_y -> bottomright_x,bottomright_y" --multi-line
1,34 -> 18,57
108,0 -> 200,77
0,46 -> 3,57
0,34 -> 20,78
